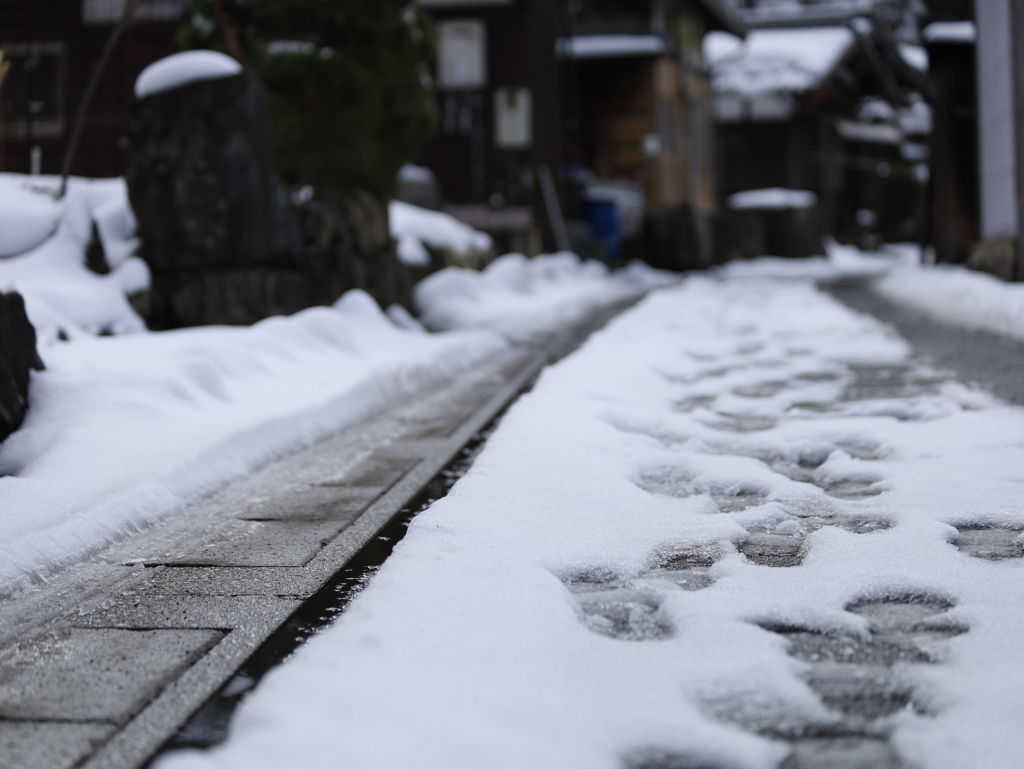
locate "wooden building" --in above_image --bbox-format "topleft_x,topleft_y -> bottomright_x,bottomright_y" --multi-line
0,0 -> 183,178
707,17 -> 927,250
415,0 -> 743,265
922,20 -> 978,268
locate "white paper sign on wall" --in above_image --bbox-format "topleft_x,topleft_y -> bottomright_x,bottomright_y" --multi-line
437,19 -> 487,90
494,87 -> 532,149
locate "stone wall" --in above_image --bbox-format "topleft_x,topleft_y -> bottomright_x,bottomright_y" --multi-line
124,73 -> 411,329
0,292 -> 44,443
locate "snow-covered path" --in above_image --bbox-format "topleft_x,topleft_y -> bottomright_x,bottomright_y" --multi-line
162,274 -> 1024,769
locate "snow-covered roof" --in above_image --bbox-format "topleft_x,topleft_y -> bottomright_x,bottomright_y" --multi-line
556,35 -> 666,60
705,26 -> 855,96
922,21 -> 976,44
134,50 -> 242,100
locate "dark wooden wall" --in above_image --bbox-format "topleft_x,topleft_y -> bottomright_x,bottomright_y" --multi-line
0,0 -> 181,178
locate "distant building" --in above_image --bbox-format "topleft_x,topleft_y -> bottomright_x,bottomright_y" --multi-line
921,20 -> 978,267
0,0 -> 183,178
706,16 -> 927,253
415,0 -> 743,267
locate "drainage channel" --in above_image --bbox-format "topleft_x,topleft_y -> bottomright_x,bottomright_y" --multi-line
150,421 -> 499,761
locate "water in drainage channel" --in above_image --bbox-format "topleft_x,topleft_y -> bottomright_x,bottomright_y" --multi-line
148,422 -> 497,763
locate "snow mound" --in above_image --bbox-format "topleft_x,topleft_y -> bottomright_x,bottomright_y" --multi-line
388,200 -> 492,267
0,176 -> 61,257
0,290 -> 505,596
414,252 -> 678,343
875,264 -> 1024,343
0,173 -> 148,342
134,50 -> 243,100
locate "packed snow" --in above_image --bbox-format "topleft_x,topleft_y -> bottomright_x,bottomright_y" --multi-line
705,27 -> 854,96
728,188 -> 817,211
158,272 -> 1024,769
134,50 -> 243,100
388,200 -> 493,268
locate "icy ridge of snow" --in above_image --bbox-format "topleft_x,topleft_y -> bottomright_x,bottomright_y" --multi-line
875,264 -> 1024,343
159,276 -> 1024,769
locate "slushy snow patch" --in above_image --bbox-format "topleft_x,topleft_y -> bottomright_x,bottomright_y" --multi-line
157,275 -> 1024,769
134,50 -> 243,100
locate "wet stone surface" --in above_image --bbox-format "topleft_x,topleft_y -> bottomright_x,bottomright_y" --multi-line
739,533 -> 806,567
807,665 -> 915,719
623,748 -> 727,769
0,720 -> 117,769
711,492 -> 768,512
0,628 -> 223,723
953,527 -> 1024,559
781,735 -> 904,769
749,593 -> 967,767
575,588 -> 673,642
841,365 -> 945,403
705,413 -> 778,433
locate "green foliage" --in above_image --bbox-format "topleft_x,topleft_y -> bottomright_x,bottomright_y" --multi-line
179,0 -> 437,197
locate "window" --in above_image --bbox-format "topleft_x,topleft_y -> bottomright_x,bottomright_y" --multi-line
0,42 -> 64,139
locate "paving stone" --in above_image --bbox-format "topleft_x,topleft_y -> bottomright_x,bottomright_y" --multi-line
70,595 -> 300,630
0,720 -> 116,769
317,454 -> 420,488
399,388 -> 492,438
807,664 -> 914,719
643,567 -> 715,591
740,533 -> 806,567
575,588 -> 673,641
158,520 -> 348,567
954,527 -> 1024,559
623,747 -> 726,769
136,567 -> 321,597
770,630 -> 931,666
224,485 -> 381,521
782,736 -> 903,769
0,628 -> 221,723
